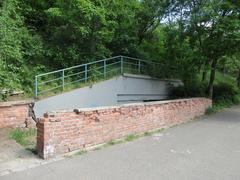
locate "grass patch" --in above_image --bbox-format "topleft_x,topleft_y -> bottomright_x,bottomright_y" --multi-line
10,128 -> 37,151
107,140 -> 117,146
125,134 -> 139,142
215,71 -> 236,85
143,131 -> 153,136
75,150 -> 87,155
206,94 -> 240,114
206,102 -> 232,114
105,139 -> 124,146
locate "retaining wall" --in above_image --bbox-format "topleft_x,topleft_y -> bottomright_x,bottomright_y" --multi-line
0,100 -> 33,128
37,98 -> 212,159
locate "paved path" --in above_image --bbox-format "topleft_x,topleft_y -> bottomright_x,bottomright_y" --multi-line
2,106 -> 240,180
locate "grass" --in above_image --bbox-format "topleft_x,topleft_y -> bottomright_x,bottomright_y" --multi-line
125,134 -> 139,142
215,71 -> 236,85
206,95 -> 240,114
75,150 -> 87,155
213,70 -> 240,112
196,70 -> 240,114
9,128 -> 37,153
105,139 -> 124,146
198,71 -> 236,85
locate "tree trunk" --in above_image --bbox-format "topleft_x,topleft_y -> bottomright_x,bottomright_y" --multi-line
202,61 -> 209,82
207,59 -> 218,99
202,70 -> 207,82
221,65 -> 226,76
237,68 -> 240,88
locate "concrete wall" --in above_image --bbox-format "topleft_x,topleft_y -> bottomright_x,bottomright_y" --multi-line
35,74 -> 182,117
37,98 -> 212,159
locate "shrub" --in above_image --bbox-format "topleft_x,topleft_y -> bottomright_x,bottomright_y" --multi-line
233,94 -> 240,104
170,80 -> 207,98
213,82 -> 239,102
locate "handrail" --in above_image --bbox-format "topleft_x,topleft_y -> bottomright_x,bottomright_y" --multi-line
36,56 -> 122,78
35,55 -> 159,99
121,55 -> 161,65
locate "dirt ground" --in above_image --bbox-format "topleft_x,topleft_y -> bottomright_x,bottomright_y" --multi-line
0,128 -> 63,176
0,129 -> 28,161
0,128 -> 41,175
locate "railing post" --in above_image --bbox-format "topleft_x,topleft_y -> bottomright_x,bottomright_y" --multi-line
62,70 -> 65,91
85,64 -> 88,83
104,59 -> 106,78
35,76 -> 38,99
120,56 -> 123,74
138,60 -> 141,74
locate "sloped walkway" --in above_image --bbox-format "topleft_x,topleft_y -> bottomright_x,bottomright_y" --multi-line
2,106 -> 240,180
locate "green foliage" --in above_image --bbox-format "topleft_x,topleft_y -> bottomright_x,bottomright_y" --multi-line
75,150 -> 87,156
206,94 -> 240,114
10,128 -> 37,149
0,0 -> 240,101
170,81 -> 207,98
213,82 -> 239,101
0,0 -> 45,99
125,134 -> 139,142
44,0 -> 115,67
171,70 -> 240,113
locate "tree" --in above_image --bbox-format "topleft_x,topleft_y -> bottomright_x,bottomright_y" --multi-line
168,0 -> 240,98
136,0 -> 170,45
43,0 -> 114,67
203,0 -> 240,98
0,0 -> 44,96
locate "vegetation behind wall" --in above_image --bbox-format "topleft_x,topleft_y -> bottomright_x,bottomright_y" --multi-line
0,0 -> 239,101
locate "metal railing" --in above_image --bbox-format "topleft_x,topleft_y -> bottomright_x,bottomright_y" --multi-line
34,55 -> 158,99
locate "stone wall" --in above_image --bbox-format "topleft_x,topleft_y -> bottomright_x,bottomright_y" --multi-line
0,100 -> 34,128
37,98 -> 212,159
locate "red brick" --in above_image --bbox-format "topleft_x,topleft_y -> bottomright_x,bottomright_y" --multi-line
37,98 -> 212,159
0,101 -> 34,128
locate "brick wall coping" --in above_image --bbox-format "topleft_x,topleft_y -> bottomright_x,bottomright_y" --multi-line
0,100 -> 33,107
44,98 -> 211,116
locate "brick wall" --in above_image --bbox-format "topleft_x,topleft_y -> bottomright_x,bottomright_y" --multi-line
0,100 -> 33,128
37,98 -> 212,159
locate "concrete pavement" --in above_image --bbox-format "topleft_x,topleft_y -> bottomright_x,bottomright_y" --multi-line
2,106 -> 240,180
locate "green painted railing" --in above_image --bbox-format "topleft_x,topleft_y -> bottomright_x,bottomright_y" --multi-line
35,55 -> 158,99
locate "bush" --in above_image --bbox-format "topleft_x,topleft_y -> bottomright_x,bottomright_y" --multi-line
170,77 -> 240,114
232,94 -> 240,104
170,80 -> 207,98
213,82 -> 239,102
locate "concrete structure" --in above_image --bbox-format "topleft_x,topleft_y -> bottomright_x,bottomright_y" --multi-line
34,74 -> 182,117
37,98 -> 211,159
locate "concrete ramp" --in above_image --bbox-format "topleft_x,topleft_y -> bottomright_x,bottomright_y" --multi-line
34,74 -> 182,117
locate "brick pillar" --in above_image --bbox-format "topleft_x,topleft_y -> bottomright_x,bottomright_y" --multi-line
37,118 -> 55,159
